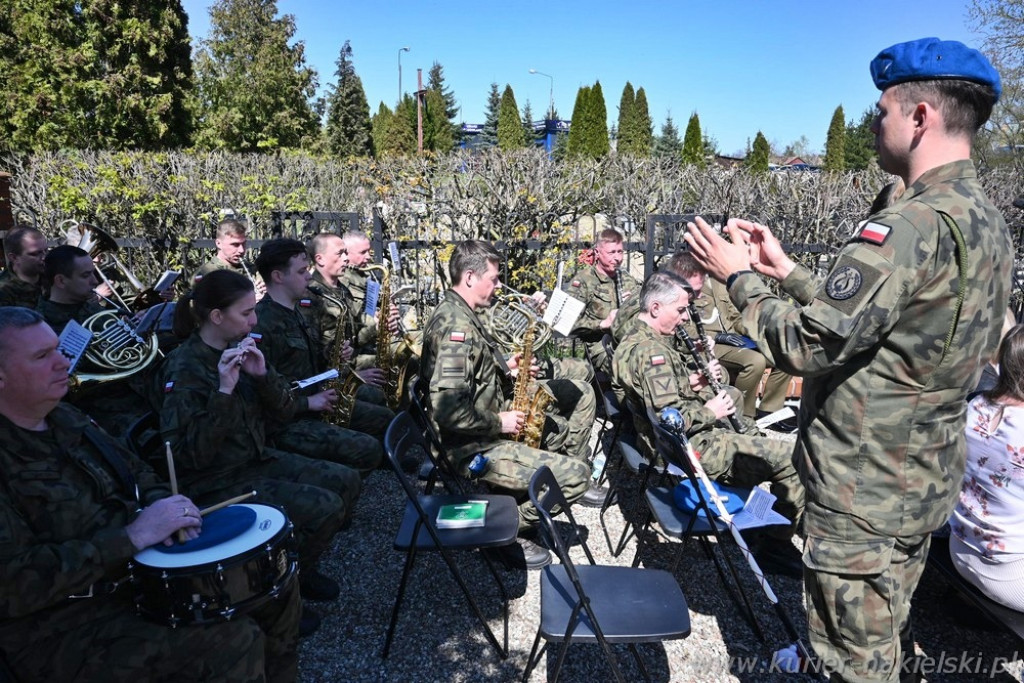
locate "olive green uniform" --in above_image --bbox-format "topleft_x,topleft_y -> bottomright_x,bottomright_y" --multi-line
613,322 -> 804,534
156,333 -> 361,571
253,295 -> 388,474
420,290 -> 594,529
37,298 -> 106,335
0,403 -> 299,683
729,160 -> 1012,681
0,271 -> 41,309
567,264 -> 640,375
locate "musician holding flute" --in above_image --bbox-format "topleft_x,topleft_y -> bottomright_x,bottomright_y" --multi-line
612,272 -> 805,577
568,228 -> 640,375
0,306 -> 301,682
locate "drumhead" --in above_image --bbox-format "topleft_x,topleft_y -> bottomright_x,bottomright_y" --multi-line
134,503 -> 287,569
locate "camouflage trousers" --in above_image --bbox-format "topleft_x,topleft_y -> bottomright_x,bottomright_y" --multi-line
271,418 -> 383,477
474,440 -> 592,531
537,378 -> 598,461
716,345 -> 793,416
351,387 -> 396,443
199,448 -> 360,570
3,579 -> 300,683
802,504 -> 931,683
691,427 -> 804,538
537,356 -> 594,384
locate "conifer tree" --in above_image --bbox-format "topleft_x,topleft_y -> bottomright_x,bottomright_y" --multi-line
422,88 -> 455,152
746,131 -> 771,173
616,82 -> 637,155
193,0 -> 319,151
373,95 -> 415,156
427,61 -> 459,144
370,101 -> 392,157
497,84 -> 527,150
566,85 -> 591,159
681,112 -> 706,167
844,107 -> 876,170
479,82 -> 501,147
1,0 -> 194,150
324,40 -> 372,157
632,87 -> 653,157
823,104 -> 847,171
588,80 -> 610,158
521,100 -> 536,145
654,113 -> 682,158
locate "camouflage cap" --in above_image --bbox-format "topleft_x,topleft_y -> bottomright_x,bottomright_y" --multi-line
870,37 -> 1001,102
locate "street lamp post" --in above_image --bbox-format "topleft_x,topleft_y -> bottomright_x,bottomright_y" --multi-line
398,46 -> 411,105
529,69 -> 554,120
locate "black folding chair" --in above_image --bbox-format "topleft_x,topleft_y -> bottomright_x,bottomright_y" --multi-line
382,411 -> 520,659
631,407 -> 764,640
523,465 -> 691,682
406,378 -> 464,493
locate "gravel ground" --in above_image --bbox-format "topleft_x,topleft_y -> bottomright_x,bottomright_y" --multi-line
297,422 -> 1024,682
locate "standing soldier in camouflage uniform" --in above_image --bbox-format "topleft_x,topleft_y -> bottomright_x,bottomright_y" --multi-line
614,272 -> 805,576
0,226 -> 46,308
253,238 -> 389,470
686,38 -> 1011,683
157,269 -> 362,635
36,245 -> 105,334
420,240 -> 604,570
568,228 -> 641,375
193,219 -> 266,299
0,306 -> 300,682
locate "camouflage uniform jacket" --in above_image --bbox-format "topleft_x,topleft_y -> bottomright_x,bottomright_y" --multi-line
731,159 -> 1012,536
696,277 -> 745,336
157,333 -> 301,498
568,264 -> 640,343
306,270 -> 356,360
37,298 -> 106,335
339,268 -> 376,351
0,403 -> 170,641
420,289 -> 513,465
192,255 -> 262,289
0,271 -> 41,309
613,321 -> 720,457
253,296 -> 323,415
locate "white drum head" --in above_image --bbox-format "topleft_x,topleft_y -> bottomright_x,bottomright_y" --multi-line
134,503 -> 286,569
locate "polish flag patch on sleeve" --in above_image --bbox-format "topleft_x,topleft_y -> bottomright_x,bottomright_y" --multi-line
650,355 -> 666,366
299,298 -> 312,308
571,280 -> 581,288
857,222 -> 892,245
450,331 -> 466,342
164,381 -> 175,393
248,333 -> 263,343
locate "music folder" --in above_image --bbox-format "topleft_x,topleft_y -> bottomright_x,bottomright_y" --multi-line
58,320 -> 94,375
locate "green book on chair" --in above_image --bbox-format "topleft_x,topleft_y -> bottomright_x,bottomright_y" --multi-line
436,501 -> 488,529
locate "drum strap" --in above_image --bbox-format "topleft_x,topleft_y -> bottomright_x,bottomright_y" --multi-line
83,424 -> 140,506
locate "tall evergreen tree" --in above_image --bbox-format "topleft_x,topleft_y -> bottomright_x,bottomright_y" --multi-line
746,131 -> 771,172
323,40 -> 372,157
616,82 -> 637,155
0,0 -> 194,150
654,113 -> 682,158
479,82 -> 501,147
566,85 -> 591,159
823,104 -> 847,171
427,61 -> 459,143
422,88 -> 455,152
588,80 -> 610,158
497,84 -> 526,150
845,107 -> 876,170
370,101 -> 392,157
632,87 -> 653,157
521,100 -> 537,145
681,112 -> 706,167
193,0 -> 319,151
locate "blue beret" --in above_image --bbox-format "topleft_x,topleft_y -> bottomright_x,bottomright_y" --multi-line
871,37 -> 1001,102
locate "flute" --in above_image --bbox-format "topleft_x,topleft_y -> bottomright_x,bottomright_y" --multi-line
675,323 -> 745,433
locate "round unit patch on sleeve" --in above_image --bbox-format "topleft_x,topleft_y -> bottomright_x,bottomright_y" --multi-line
825,265 -> 863,301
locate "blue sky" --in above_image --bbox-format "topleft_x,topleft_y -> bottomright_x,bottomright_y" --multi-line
180,0 -> 982,156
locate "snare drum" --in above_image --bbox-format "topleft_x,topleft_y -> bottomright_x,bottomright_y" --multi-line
130,503 -> 297,627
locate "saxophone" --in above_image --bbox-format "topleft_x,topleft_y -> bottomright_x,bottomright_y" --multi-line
362,263 -> 416,410
508,320 -> 554,449
307,284 -> 364,427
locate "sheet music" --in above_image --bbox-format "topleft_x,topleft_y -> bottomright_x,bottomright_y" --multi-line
387,241 -> 401,271
293,368 -> 339,390
732,487 -> 790,530
58,320 -> 94,375
364,279 -> 381,318
543,288 -> 585,336
152,270 -> 181,292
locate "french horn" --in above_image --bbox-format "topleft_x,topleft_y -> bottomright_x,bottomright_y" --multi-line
63,220 -> 152,311
485,285 -> 552,353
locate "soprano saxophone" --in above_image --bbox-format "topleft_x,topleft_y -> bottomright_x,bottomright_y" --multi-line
508,319 -> 554,449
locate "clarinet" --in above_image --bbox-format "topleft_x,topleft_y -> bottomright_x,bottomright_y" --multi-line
688,302 -> 714,363
613,267 -> 623,308
675,323 -> 745,433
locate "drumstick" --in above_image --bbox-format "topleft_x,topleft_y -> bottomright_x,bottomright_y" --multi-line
200,491 -> 257,517
164,441 -> 187,544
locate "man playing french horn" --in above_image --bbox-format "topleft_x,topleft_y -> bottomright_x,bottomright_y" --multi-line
251,239 -> 388,476
419,240 -> 603,571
